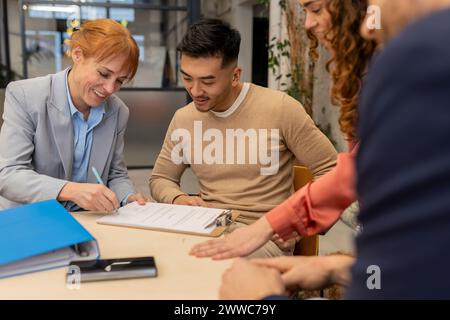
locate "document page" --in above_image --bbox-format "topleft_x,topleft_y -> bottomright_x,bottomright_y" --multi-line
97,202 -> 228,234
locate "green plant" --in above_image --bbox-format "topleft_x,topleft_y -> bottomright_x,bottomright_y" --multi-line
259,1 -> 339,148
268,37 -> 290,83
259,0 -> 315,116
257,0 -> 286,9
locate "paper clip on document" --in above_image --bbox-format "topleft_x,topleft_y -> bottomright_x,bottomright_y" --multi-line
204,210 -> 233,229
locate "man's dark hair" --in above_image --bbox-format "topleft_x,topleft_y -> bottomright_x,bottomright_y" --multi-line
177,19 -> 241,67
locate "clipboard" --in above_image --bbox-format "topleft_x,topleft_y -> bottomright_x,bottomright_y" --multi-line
198,210 -> 239,237
96,203 -> 240,238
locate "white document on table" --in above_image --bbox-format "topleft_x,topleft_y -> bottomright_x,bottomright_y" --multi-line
96,202 -> 230,235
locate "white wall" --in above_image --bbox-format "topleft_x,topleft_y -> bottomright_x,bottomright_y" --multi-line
312,46 -> 347,152
268,0 -> 346,151
201,0 -> 256,83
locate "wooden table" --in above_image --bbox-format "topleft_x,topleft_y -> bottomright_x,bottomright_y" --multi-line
0,212 -> 232,300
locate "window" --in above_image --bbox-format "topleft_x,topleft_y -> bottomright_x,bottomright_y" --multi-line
13,0 -> 197,89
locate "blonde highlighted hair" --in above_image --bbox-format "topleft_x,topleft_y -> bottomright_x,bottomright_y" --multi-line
66,19 -> 139,81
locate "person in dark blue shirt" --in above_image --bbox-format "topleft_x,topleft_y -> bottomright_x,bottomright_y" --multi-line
349,3 -> 450,299
219,1 -> 450,300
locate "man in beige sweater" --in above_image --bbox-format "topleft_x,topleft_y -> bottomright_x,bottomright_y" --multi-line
150,19 -> 337,257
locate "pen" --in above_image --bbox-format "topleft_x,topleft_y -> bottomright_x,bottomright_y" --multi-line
204,216 -> 219,229
91,166 -> 104,185
204,211 -> 232,229
91,166 -> 118,213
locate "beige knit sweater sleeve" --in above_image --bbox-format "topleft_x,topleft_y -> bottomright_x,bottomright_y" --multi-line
149,113 -> 189,203
280,93 -> 337,180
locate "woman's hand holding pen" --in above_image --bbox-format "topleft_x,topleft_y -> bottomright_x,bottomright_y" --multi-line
57,182 -> 119,212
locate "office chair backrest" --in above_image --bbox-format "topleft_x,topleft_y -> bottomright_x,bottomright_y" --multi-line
293,166 -> 319,256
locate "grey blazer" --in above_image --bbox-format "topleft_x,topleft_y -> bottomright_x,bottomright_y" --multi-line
0,69 -> 136,210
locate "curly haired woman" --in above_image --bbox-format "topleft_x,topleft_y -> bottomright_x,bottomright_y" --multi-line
190,0 -> 377,259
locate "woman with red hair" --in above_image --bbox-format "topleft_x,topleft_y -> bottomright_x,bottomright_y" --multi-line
0,19 -> 146,211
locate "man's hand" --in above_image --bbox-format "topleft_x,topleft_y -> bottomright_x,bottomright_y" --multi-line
127,193 -> 149,205
219,259 -> 287,300
173,195 -> 210,207
271,232 -> 301,251
189,216 -> 275,260
252,255 -> 354,291
58,182 -> 119,212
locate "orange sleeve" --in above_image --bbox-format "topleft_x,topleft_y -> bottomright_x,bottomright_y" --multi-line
266,147 -> 357,239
